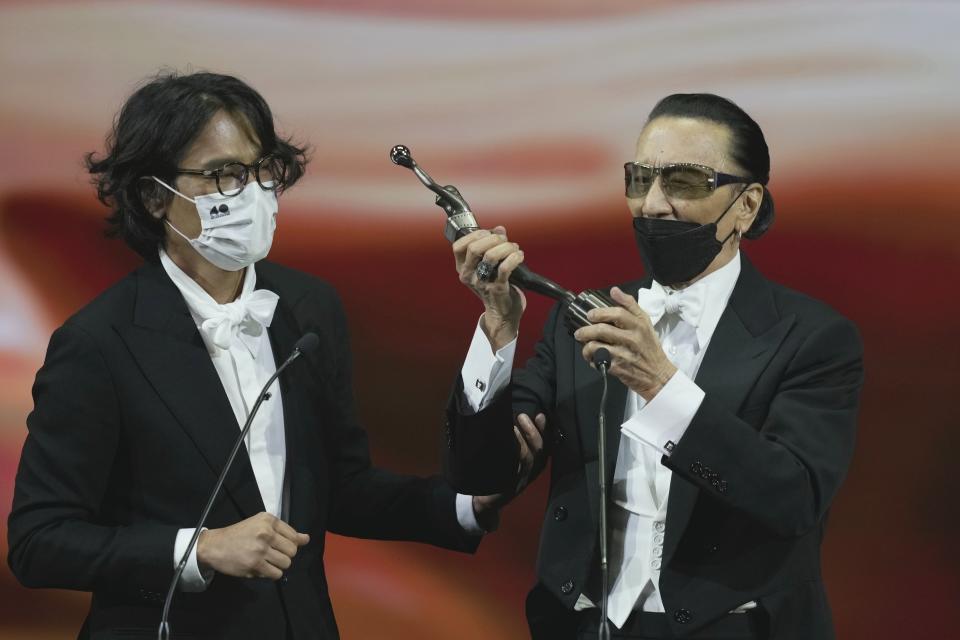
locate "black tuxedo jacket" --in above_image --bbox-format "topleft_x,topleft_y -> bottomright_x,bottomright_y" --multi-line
445,257 -> 863,639
8,260 -> 478,640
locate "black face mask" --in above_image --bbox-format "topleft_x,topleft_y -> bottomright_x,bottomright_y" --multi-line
632,189 -> 745,286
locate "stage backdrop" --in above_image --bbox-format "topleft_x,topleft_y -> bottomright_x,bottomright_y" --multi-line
1,1 -> 958,638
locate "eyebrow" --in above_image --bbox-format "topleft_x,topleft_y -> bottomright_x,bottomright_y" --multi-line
199,157 -> 236,170
197,153 -> 262,170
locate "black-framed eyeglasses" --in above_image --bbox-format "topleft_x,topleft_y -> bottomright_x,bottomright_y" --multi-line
175,154 -> 289,197
624,162 -> 753,200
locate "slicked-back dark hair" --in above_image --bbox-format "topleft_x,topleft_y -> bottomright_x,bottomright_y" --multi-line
647,93 -> 774,239
85,71 -> 309,261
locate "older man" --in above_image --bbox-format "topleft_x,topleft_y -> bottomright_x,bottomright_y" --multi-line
451,94 -> 864,639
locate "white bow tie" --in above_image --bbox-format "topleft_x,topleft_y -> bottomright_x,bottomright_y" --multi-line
198,289 -> 279,352
635,281 -> 705,328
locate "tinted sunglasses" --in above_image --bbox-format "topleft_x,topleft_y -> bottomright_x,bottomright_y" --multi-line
624,162 -> 752,200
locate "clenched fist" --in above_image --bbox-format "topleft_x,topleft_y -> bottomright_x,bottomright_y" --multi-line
197,512 -> 310,580
452,226 -> 527,351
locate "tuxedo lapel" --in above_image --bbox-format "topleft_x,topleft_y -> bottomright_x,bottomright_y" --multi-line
663,257 -> 796,564
254,268 -> 315,530
117,262 -> 266,518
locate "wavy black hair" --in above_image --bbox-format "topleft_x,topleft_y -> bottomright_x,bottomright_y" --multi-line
85,71 -> 309,261
647,93 -> 774,239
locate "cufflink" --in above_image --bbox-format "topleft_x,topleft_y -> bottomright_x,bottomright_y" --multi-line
665,440 -> 676,453
475,379 -> 486,392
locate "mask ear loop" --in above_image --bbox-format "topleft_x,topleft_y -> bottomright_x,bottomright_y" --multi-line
151,176 -> 200,241
152,176 -> 198,204
717,185 -> 751,244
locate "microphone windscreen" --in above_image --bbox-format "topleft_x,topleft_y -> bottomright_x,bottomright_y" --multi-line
592,347 -> 612,368
295,332 -> 320,355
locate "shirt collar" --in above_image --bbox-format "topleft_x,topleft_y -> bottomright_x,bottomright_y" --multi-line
657,251 -> 741,348
158,249 -> 262,355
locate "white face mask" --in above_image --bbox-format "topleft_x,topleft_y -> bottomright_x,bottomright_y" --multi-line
152,177 -> 278,271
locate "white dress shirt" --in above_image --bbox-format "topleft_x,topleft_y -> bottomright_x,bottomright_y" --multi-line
461,252 -> 753,626
161,251 -> 483,591
161,250 -> 286,591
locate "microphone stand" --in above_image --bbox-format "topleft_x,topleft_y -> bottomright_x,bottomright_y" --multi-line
593,348 -> 612,640
157,333 -> 318,640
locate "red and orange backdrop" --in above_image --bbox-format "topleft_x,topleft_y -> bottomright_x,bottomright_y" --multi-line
1,1 -> 958,638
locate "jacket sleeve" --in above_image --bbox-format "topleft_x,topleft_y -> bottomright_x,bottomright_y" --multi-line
442,301 -> 564,495
311,288 -> 478,552
7,323 -> 177,593
665,314 -> 864,537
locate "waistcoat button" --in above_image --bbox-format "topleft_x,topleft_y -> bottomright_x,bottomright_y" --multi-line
674,608 -> 693,624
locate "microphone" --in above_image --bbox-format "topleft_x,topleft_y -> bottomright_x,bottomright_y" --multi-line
158,332 -> 320,640
291,332 -> 319,361
592,347 -> 612,370
592,346 -> 612,640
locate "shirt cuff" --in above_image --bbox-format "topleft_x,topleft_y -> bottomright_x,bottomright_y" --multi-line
174,527 -> 214,592
455,493 -> 485,536
620,371 -> 705,456
460,315 -> 517,414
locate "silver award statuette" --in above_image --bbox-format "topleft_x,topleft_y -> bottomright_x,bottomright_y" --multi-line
390,144 -> 614,331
